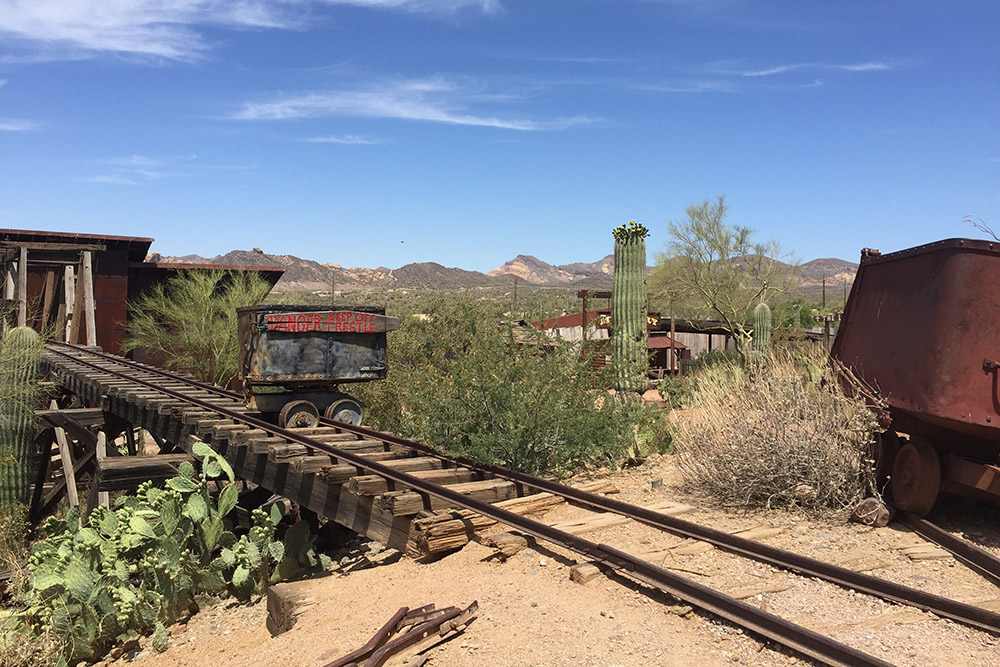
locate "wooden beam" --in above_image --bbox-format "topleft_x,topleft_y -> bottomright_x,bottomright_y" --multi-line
3,260 -> 12,300
85,431 -> 110,516
82,251 -> 96,346
69,260 -> 84,344
39,270 -> 56,330
17,247 -> 27,326
63,265 -> 75,342
50,400 -> 80,509
0,241 -> 106,252
99,453 -> 193,491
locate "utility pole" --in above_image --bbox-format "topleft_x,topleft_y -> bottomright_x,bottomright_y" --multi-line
822,276 -> 826,309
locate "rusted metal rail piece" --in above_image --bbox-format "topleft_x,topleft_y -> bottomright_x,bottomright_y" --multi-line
325,604 -> 469,667
325,606 -> 410,667
364,602 -> 476,667
45,344 -> 889,667
898,511 -> 1000,587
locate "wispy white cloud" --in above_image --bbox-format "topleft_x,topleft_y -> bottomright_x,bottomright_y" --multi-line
0,117 -> 37,131
0,1 -> 499,61
83,153 -> 198,185
731,61 -> 895,77
637,79 -> 737,94
81,174 -> 140,185
232,76 -> 597,130
300,134 -> 383,144
321,1 -> 500,14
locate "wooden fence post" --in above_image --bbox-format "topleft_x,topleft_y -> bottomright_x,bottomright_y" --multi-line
82,251 -> 96,346
63,265 -> 75,343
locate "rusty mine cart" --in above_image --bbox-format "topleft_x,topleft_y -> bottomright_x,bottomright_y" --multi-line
832,238 -> 1000,515
237,304 -> 399,429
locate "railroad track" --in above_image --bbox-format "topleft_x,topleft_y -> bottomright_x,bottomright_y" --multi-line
40,342 -> 1000,666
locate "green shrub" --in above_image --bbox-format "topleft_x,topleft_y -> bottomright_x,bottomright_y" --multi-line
354,298 -> 666,475
5,443 -> 328,664
125,270 -> 273,386
656,375 -> 693,410
690,349 -> 741,371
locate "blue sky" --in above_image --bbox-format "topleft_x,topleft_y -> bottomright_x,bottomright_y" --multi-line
0,1 -> 997,272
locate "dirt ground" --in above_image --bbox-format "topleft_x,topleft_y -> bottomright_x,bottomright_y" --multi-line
100,454 -> 1000,667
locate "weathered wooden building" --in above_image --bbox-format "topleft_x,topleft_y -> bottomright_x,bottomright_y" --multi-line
1,228 -> 283,355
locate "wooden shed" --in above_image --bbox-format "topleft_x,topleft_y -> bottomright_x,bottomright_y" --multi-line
1,228 -> 283,355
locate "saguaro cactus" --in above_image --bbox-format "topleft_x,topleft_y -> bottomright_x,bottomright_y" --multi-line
0,326 -> 41,508
612,221 -> 650,394
752,302 -> 772,354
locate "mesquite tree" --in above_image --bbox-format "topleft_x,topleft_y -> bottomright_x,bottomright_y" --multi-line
0,326 -> 42,508
612,221 -> 650,394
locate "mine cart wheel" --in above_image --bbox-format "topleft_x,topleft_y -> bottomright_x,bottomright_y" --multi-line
873,430 -> 902,492
279,400 -> 320,429
891,439 -> 941,516
324,397 -> 363,426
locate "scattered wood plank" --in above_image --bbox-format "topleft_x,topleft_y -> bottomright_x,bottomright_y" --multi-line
406,480 -> 619,556
266,579 -> 319,637
727,580 -> 794,600
481,532 -> 529,559
894,541 -> 952,561
569,562 -> 603,584
547,500 -> 693,536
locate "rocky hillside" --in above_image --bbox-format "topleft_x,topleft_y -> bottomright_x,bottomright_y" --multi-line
488,254 -> 615,283
148,248 -> 857,293
797,258 -> 858,285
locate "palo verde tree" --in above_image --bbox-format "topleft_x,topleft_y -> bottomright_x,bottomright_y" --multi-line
652,196 -> 793,360
125,270 -> 273,387
612,220 -> 650,394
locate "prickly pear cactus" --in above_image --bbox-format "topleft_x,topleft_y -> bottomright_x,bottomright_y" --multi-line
612,221 -> 650,394
0,326 -> 41,508
752,302 -> 772,353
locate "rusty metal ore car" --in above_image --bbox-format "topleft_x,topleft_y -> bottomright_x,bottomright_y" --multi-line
832,238 -> 1000,515
237,304 -> 399,428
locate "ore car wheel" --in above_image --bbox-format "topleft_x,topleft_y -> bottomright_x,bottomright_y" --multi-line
873,430 -> 902,492
324,398 -> 363,426
891,440 -> 941,516
279,400 -> 320,429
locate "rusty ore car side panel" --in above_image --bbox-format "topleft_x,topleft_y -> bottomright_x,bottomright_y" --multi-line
832,238 -> 1000,453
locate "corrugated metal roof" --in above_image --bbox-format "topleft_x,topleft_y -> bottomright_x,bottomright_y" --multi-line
647,335 -> 687,350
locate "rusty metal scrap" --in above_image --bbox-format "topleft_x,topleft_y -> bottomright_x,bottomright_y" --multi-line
325,602 -> 478,667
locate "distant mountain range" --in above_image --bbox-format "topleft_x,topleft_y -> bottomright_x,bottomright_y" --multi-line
146,248 -> 858,294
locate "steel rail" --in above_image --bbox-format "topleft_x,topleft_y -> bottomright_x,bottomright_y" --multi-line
329,420 -> 1000,635
46,343 -> 1000,636
898,511 -> 1000,588
44,343 -> 890,667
